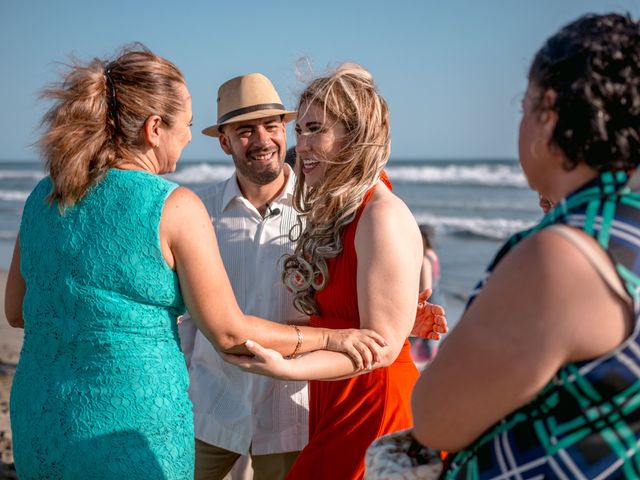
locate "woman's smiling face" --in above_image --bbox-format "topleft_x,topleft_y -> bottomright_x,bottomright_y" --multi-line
295,102 -> 347,187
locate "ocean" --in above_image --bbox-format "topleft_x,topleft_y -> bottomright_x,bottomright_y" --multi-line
0,159 -> 542,326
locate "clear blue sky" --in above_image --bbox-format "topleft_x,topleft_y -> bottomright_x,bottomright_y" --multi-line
2,0 -> 639,161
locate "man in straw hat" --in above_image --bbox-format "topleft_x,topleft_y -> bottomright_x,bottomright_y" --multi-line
179,73 -> 306,480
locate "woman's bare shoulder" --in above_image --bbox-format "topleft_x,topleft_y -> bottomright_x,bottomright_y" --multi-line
357,183 -> 421,254
165,186 -> 202,207
160,186 -> 212,248
363,182 -> 415,226
476,228 -> 630,361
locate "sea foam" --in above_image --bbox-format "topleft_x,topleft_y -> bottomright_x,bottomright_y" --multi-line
414,213 -> 535,240
386,163 -> 526,187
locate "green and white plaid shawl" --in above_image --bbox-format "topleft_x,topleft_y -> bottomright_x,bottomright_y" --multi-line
446,170 -> 640,480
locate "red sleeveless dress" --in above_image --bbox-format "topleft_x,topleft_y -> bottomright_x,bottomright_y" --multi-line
287,176 -> 419,479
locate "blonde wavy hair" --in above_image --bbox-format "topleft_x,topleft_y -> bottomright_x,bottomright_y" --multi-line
38,45 -> 185,209
282,63 -> 391,315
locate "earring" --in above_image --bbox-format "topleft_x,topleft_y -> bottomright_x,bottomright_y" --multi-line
154,143 -> 159,148
530,138 -> 544,160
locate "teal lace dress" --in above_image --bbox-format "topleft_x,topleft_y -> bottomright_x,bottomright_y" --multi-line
10,169 -> 193,479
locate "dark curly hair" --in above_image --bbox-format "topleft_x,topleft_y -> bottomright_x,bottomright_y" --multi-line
529,13 -> 640,172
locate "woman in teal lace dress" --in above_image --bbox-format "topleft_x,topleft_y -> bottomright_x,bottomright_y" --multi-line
5,47 -> 389,479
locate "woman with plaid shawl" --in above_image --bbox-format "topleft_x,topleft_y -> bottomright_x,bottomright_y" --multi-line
411,13 -> 640,479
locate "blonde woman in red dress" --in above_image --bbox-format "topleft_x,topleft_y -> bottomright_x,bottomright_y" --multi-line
225,64 -> 445,479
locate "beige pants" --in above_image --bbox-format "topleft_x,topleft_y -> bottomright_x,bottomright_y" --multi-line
194,438 -> 300,480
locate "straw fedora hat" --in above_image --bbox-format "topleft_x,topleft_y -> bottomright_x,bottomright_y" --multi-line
202,73 -> 297,137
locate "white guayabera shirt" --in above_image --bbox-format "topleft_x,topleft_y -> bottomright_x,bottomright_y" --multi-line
178,165 -> 309,455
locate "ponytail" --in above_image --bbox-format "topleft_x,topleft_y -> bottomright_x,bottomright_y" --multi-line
38,45 -> 185,209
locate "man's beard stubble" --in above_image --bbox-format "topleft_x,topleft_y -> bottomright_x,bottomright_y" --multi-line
233,153 -> 285,186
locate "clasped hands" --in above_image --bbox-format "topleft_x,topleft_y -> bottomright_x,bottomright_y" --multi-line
223,289 -> 447,378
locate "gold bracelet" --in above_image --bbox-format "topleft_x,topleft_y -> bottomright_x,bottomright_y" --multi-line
288,325 -> 303,358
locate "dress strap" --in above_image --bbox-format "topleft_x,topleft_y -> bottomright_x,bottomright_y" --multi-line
353,171 -> 393,227
546,225 -> 631,307
362,170 -> 392,205
380,170 -> 392,190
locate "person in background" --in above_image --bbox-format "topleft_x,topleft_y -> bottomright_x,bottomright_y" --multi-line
538,193 -> 555,213
285,146 -> 297,169
418,225 -> 443,298
226,63 -> 447,479
5,47 -> 387,480
410,224 -> 444,366
410,13 -> 640,479
178,73 -> 308,480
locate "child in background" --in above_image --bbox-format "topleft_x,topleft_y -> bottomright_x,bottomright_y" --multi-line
410,225 -> 445,367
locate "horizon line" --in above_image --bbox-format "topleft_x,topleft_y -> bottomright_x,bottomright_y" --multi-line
0,156 -> 519,164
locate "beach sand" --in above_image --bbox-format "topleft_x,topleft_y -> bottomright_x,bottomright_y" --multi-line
0,270 -> 20,479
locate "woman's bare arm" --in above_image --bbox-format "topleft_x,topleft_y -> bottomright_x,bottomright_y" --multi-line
412,229 -> 631,452
354,187 -> 423,366
5,236 -> 25,328
161,187 -> 384,365
225,184 -> 422,379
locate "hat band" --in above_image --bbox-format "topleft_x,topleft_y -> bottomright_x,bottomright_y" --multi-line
217,103 -> 286,125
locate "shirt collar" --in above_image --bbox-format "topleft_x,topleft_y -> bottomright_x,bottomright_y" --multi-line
221,163 -> 296,212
